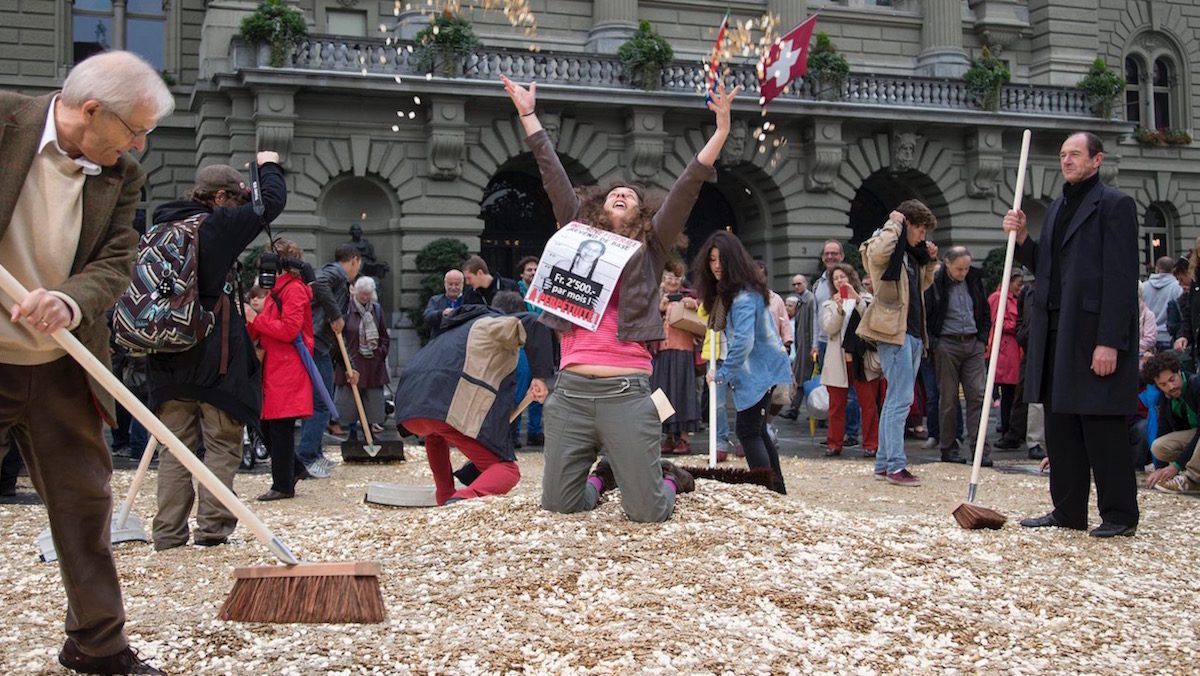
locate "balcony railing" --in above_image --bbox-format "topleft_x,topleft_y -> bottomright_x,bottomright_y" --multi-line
240,36 -> 1097,118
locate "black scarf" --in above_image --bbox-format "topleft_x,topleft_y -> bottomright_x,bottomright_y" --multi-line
881,221 -> 932,282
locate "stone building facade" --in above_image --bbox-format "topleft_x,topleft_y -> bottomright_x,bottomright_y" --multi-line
4,1 -> 1199,336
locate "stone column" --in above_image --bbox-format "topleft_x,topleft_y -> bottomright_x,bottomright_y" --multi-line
915,0 -> 969,78
112,0 -> 127,50
587,0 -> 638,54
768,0 -> 808,32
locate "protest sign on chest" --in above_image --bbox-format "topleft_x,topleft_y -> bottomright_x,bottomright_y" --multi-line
524,222 -> 642,331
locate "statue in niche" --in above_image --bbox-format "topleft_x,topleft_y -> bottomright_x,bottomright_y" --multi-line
892,132 -> 919,173
344,223 -> 389,278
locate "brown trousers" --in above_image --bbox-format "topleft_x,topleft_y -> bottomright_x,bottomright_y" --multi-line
152,399 -> 243,550
0,357 -> 127,656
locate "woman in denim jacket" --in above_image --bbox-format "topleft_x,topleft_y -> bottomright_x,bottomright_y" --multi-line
696,231 -> 793,494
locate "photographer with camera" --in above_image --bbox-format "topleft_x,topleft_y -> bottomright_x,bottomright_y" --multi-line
296,245 -> 361,479
246,238 -> 315,501
146,152 -> 285,551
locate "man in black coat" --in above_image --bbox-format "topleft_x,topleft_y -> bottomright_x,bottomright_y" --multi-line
1003,131 -> 1140,538
460,254 -> 519,307
147,153 -> 286,550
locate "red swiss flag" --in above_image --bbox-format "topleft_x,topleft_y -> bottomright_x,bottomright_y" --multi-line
757,14 -> 819,106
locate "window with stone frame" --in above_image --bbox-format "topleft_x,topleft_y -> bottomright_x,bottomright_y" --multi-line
71,0 -> 166,71
1124,31 -> 1187,132
1144,204 -> 1173,271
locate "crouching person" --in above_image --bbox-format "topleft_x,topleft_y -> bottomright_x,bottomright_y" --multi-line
394,302 -> 552,504
1141,352 -> 1200,494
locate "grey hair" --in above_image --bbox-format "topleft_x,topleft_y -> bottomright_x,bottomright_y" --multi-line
61,51 -> 174,120
353,276 -> 378,302
943,245 -> 972,263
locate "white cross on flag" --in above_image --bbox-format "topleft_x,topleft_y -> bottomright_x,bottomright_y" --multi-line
757,14 -> 819,106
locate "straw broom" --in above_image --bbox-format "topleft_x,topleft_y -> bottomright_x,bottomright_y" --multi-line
0,263 -> 385,623
951,128 -> 1032,531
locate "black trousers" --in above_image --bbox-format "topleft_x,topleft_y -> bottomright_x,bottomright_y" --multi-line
1042,330 -> 1139,528
262,417 -> 304,494
734,389 -> 787,495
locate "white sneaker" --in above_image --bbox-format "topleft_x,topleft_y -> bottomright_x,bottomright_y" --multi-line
305,461 -> 331,479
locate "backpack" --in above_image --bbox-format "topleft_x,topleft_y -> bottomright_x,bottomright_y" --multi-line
112,213 -> 216,355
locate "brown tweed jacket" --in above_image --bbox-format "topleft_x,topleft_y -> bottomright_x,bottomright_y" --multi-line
0,91 -> 144,423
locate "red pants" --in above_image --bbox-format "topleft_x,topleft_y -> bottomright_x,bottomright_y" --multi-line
826,369 -> 882,452
402,418 -> 520,505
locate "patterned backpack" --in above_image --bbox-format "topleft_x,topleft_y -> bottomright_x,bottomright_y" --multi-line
112,213 -> 215,355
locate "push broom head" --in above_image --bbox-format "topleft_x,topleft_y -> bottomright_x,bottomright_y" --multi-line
952,502 -> 1007,530
218,562 -> 386,624
683,466 -> 776,492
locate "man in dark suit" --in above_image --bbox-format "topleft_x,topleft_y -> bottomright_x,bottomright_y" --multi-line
0,51 -> 173,673
1003,131 -> 1140,538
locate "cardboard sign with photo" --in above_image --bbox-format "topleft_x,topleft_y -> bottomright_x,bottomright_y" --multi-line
524,222 -> 642,331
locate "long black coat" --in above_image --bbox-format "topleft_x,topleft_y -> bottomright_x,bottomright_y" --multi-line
1015,179 -> 1138,416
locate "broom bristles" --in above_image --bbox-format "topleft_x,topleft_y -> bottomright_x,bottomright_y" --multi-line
952,502 -> 1007,530
218,563 -> 385,624
683,466 -> 775,492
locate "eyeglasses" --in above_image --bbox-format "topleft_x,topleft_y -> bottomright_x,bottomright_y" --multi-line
105,107 -> 154,141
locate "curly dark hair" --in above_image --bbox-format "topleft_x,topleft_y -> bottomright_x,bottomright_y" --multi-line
691,230 -> 769,314
1141,350 -> 1182,387
574,182 -> 687,250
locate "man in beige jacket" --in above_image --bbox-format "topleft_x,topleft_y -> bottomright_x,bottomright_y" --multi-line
857,200 -> 939,487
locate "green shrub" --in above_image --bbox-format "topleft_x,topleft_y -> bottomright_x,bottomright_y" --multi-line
964,47 -> 1010,112
414,10 -> 481,78
807,32 -> 850,100
617,20 -> 675,90
1076,57 -> 1124,119
239,0 -> 308,68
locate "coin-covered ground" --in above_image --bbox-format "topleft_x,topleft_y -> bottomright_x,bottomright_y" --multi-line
0,443 -> 1194,674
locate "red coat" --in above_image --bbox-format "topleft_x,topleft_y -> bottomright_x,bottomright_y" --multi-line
987,289 -> 1021,386
249,273 -> 315,420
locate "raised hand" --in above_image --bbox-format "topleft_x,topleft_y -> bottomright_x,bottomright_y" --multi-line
499,74 -> 536,116
706,80 -> 742,133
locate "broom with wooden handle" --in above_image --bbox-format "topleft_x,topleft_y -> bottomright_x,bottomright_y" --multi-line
334,331 -> 380,457
952,128 -> 1032,531
0,263 -> 385,623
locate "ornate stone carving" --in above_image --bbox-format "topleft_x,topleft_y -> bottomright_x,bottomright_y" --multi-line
336,0 -> 359,6
964,128 -> 1003,198
803,118 -> 843,192
426,98 -> 466,180
252,87 -> 297,163
623,108 -> 666,183
541,111 -> 562,148
1139,33 -> 1165,53
891,131 -> 921,173
720,121 -> 749,166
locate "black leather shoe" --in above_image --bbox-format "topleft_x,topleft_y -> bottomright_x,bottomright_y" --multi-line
59,638 -> 165,675
1020,512 -> 1086,530
994,437 -> 1021,450
779,409 -> 799,421
1028,445 -> 1046,460
1089,522 -> 1137,538
940,451 -> 967,464
255,489 -> 294,502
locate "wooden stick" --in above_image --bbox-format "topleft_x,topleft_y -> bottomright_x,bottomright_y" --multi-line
510,390 -> 535,424
115,435 -> 158,529
968,128 -> 1032,503
334,331 -> 377,456
0,263 -> 299,565
707,328 -> 718,469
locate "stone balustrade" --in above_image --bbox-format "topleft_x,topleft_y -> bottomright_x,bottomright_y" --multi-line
239,36 -> 1096,118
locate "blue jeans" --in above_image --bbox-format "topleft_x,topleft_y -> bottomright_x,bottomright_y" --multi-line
296,351 -> 334,465
877,334 -> 922,474
713,366 -> 736,451
127,419 -> 149,460
819,340 -> 860,436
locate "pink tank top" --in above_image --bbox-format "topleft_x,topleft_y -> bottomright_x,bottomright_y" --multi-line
560,286 -> 652,371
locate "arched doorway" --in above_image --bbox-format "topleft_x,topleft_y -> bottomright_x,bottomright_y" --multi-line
684,183 -> 738,266
479,159 -> 558,280
847,168 -> 951,246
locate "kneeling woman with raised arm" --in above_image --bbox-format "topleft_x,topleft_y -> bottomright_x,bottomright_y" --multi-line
500,74 -> 740,521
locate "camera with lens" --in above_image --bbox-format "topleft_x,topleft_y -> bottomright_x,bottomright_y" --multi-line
257,248 -> 316,289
